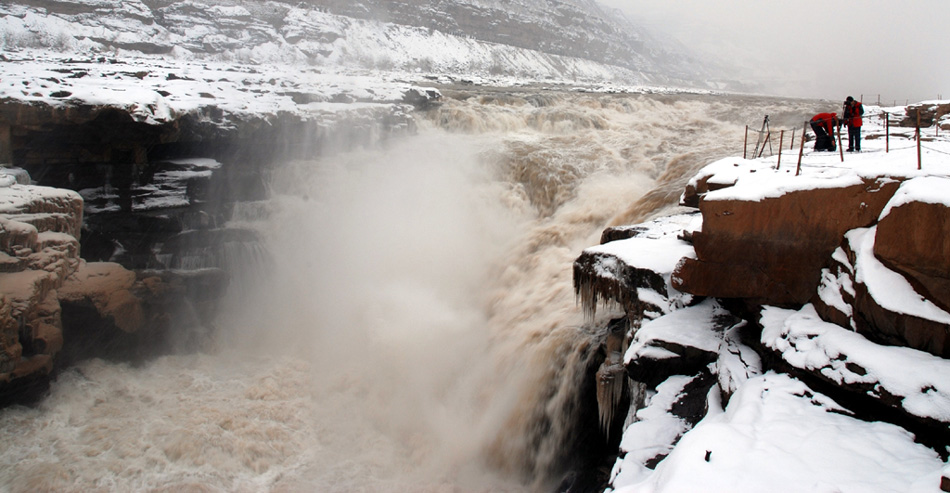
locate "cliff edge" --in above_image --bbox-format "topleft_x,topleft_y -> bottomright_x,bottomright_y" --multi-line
575,100 -> 950,491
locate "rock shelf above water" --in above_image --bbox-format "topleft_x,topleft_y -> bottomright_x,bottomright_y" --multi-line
579,103 -> 950,491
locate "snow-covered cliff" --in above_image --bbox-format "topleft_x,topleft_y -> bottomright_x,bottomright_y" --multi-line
0,0 -> 717,88
575,101 -> 950,491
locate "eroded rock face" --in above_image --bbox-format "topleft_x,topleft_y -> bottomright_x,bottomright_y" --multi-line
58,262 -> 143,333
56,264 -> 228,368
811,177 -> 950,357
1,174 -> 229,404
1,102 -> 177,170
814,227 -> 950,358
0,182 -> 82,403
875,197 -> 950,313
674,177 -> 900,305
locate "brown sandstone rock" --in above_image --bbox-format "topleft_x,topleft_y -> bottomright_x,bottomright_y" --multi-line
0,184 -> 83,392
813,228 -> 950,358
674,177 -> 900,305
900,103 -> 950,127
10,354 -> 53,380
852,281 -> 950,357
0,185 -> 84,239
0,296 -> 20,375
59,262 -> 145,333
875,199 -> 950,312
680,169 -> 739,208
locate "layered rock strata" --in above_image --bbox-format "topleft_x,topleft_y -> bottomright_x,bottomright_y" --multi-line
1,172 -> 228,404
0,179 -> 83,401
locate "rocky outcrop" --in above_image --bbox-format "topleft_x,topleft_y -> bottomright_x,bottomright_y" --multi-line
674,174 -> 900,306
810,177 -> 950,358
58,262 -> 144,334
0,173 -> 228,404
573,214 -> 697,323
900,102 -> 950,128
0,181 -> 83,402
761,304 -> 950,450
874,178 -> 950,313
581,136 -> 950,490
55,263 -> 228,368
0,100 -> 179,169
2,96 -> 416,173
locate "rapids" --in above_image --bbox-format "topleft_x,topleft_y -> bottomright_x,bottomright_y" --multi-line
0,89 -> 823,492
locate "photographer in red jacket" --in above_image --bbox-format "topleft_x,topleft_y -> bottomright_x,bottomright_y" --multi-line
843,96 -> 864,152
810,112 -> 839,151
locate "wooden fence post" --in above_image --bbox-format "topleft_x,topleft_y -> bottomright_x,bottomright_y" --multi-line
776,130 -> 784,170
790,129 -> 795,150
885,112 -> 890,153
917,110 -> 922,170
796,121 -> 806,176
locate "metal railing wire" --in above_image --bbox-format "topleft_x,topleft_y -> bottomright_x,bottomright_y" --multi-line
742,98 -> 948,174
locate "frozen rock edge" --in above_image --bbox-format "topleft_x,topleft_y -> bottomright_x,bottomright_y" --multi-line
574,118 -> 950,491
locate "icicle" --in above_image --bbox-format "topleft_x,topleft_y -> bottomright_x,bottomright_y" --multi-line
595,318 -> 630,441
596,353 -> 626,440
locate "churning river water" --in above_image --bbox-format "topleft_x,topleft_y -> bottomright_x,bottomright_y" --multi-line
0,88 -> 823,492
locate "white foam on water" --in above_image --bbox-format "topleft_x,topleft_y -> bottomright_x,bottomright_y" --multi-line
0,91 -> 822,492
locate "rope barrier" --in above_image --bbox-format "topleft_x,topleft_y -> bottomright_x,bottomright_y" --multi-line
744,112 -> 949,172
921,144 -> 950,156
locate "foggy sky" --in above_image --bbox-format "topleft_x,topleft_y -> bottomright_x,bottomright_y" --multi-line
600,0 -> 948,103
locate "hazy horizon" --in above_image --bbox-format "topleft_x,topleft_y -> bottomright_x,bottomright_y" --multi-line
601,0 -> 948,103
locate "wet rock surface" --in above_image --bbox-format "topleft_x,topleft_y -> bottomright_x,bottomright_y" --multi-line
0,45 -> 428,405
0,177 -> 230,405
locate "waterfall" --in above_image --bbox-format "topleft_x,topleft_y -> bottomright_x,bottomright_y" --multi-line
0,90 -> 823,492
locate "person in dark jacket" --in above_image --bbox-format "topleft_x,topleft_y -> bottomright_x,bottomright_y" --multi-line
810,112 -> 838,151
843,96 -> 864,151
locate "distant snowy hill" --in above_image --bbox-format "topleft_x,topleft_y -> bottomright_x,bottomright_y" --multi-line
0,0 -> 725,89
